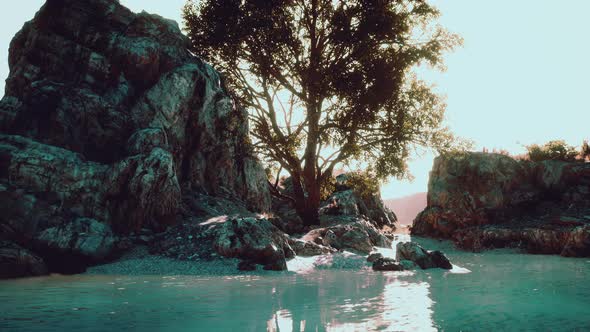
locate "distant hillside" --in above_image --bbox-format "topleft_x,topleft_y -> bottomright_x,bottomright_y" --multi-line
385,193 -> 427,225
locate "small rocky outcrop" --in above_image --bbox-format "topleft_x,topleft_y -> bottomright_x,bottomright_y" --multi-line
212,217 -> 295,271
0,0 -> 270,277
372,257 -> 404,271
413,152 -> 590,257
0,241 -> 47,278
396,242 -> 452,270
301,216 -> 393,254
320,174 -> 397,229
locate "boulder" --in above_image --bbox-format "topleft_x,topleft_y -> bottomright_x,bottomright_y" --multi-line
303,216 -> 392,254
289,239 -> 336,257
0,0 -> 272,275
321,173 -> 397,229
367,252 -> 384,263
212,217 -> 295,271
35,218 -> 116,273
372,257 -> 404,271
396,242 -> 452,270
0,241 -> 47,278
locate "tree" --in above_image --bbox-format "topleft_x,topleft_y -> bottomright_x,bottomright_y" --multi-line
183,0 -> 465,225
526,140 -> 578,162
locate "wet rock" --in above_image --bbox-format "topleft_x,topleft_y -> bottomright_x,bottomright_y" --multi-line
212,217 -> 294,271
237,260 -> 257,271
35,218 -> 116,272
412,152 -> 590,257
0,241 -> 47,278
561,225 -> 590,257
396,242 -> 452,270
429,250 -> 453,269
399,260 -> 417,270
304,216 -> 392,254
289,239 -> 336,257
372,257 -> 403,271
367,252 -> 384,263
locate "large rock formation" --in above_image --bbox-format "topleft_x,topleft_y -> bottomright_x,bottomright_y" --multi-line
0,0 -> 270,275
413,152 -> 590,256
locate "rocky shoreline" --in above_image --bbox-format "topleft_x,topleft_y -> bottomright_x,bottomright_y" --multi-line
0,0 -> 454,279
412,152 -> 590,256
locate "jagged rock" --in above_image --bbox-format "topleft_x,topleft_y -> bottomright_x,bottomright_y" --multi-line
372,257 -> 404,271
412,152 -> 590,257
0,241 -> 48,278
289,239 -> 336,257
0,0 -> 270,230
399,260 -> 417,270
302,216 -> 392,254
320,174 -> 397,229
0,0 -> 272,276
396,242 -> 452,270
367,252 -> 384,263
212,217 -> 294,271
34,218 -> 115,273
562,225 -> 590,257
237,260 -> 257,271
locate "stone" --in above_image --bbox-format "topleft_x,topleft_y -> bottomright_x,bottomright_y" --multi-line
0,0 -> 273,275
367,252 -> 384,263
372,257 -> 404,271
35,218 -> 116,272
0,241 -> 48,278
237,260 -> 257,271
289,239 -> 336,257
412,152 -> 590,257
399,260 -> 417,270
212,217 -> 294,271
396,242 -> 452,270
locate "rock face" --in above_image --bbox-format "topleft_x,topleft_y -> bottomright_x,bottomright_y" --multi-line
320,174 -> 397,230
413,152 -> 590,257
0,241 -> 47,278
0,0 -> 270,276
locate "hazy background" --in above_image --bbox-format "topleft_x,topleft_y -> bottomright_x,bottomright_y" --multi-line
1,0 -> 588,199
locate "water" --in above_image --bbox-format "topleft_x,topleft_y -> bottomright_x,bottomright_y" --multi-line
1,237 -> 590,331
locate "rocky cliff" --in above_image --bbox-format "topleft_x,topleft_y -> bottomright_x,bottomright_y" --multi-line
412,152 -> 590,256
0,0 -> 270,276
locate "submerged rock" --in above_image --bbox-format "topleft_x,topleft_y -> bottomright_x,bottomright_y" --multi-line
396,242 -> 452,270
372,257 -> 404,271
367,252 -> 384,263
0,241 -> 48,278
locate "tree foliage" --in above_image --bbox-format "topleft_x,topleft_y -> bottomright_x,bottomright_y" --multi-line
183,0 -> 465,224
526,140 -> 578,162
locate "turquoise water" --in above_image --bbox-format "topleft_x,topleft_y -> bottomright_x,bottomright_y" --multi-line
1,238 -> 590,331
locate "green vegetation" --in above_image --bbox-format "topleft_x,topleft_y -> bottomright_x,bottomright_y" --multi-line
525,140 -> 578,162
344,171 -> 381,201
183,0 -> 465,225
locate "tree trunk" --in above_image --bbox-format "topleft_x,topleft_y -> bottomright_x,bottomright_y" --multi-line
291,174 -> 321,226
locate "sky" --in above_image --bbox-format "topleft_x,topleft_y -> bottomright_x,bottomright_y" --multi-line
1,1 -> 588,199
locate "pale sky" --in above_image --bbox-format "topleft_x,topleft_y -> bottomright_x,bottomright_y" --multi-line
1,1 -> 588,199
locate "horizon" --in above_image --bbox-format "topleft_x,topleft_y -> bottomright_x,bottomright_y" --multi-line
2,0 -> 588,199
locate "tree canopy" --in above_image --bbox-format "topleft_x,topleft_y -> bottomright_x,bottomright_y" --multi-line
183,0 -> 466,224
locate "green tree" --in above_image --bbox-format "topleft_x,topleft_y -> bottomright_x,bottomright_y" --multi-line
526,140 -> 578,162
183,0 -> 464,225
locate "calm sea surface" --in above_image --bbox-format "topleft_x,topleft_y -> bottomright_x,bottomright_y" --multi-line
1,237 -> 589,331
